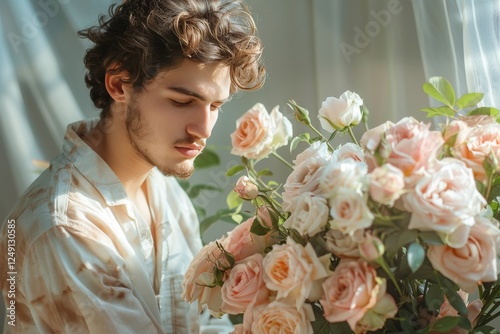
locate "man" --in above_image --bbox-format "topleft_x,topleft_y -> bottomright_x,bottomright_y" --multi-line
0,0 -> 265,332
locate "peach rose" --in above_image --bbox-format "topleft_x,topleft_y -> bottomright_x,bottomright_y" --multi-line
220,253 -> 269,314
318,90 -> 363,132
262,238 -> 330,309
361,117 -> 444,176
453,122 -> 500,181
222,213 -> 277,262
324,229 -> 361,259
282,156 -> 329,209
230,104 -> 292,160
234,175 -> 259,200
320,259 -> 394,332
319,160 -> 367,199
283,192 -> 329,236
427,215 -> 500,292
403,158 -> 486,247
230,324 -> 244,334
368,163 -> 405,206
359,121 -> 394,171
358,232 -> 385,262
442,120 -> 470,148
328,187 -> 374,235
246,301 -> 314,334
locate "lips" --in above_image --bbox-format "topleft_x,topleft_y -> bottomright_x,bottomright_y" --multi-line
175,143 -> 204,159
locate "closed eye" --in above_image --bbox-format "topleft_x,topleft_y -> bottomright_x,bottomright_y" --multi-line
171,100 -> 193,108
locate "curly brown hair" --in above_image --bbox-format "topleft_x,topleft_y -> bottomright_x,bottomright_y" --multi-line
78,0 -> 266,118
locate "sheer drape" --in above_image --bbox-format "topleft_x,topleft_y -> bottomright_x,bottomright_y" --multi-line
413,0 -> 500,109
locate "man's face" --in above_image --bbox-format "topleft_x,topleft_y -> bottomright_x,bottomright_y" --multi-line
125,60 -> 231,178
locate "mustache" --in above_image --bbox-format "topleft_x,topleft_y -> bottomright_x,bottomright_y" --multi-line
174,136 -> 206,148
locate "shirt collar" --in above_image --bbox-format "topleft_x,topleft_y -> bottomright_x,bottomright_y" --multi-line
62,118 -> 129,207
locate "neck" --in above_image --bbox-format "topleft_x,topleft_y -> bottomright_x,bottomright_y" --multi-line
83,114 -> 152,199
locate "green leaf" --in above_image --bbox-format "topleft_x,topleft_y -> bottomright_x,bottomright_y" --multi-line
199,209 -> 239,235
290,133 -> 311,153
430,316 -> 461,332
194,147 -> 220,169
425,284 -> 444,312
457,92 -> 484,109
441,279 -> 468,315
468,106 -> 500,116
188,184 -> 221,198
250,217 -> 270,236
423,76 -> 456,107
407,242 -> 425,273
225,165 -> 245,177
418,231 -> 445,245
257,168 -> 273,177
473,325 -> 500,334
384,229 -> 419,260
226,190 -> 243,210
420,106 -> 455,118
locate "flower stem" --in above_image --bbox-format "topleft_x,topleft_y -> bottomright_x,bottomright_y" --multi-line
376,257 -> 403,297
308,124 -> 335,151
271,152 -> 294,170
347,126 -> 360,146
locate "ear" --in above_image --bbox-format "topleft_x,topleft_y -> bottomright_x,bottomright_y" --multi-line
105,71 -> 132,103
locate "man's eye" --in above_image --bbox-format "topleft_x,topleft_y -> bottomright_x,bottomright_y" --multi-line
171,100 -> 192,107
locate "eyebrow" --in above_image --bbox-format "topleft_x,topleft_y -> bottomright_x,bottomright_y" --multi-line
168,86 -> 231,104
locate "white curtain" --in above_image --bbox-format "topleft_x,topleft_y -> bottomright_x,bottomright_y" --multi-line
412,0 -> 500,109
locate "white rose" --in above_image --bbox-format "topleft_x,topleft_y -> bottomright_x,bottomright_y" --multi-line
283,192 -> 329,236
403,158 -> 486,247
318,90 -> 363,132
319,160 -> 367,198
293,141 -> 332,166
269,105 -> 293,151
329,187 -> 374,235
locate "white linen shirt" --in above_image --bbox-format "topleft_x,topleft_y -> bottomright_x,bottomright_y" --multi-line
0,119 -> 203,333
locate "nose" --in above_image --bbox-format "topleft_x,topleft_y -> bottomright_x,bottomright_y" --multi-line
186,105 -> 218,140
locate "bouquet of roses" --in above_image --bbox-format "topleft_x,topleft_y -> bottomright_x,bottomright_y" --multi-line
182,77 -> 500,334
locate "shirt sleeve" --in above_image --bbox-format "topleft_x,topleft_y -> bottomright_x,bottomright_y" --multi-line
20,225 -> 161,334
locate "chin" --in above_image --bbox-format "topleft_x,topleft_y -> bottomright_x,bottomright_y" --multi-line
157,161 -> 195,179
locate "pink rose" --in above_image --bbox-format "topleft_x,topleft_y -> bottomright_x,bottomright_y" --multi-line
355,293 -> 398,333
320,259 -> 395,332
282,156 -> 329,209
230,104 -> 292,160
318,91 -> 363,132
361,117 -> 444,176
220,253 -> 269,314
245,301 -> 315,334
368,163 -> 405,206
358,232 -> 385,262
328,187 -> 374,235
234,175 -> 259,200
453,122 -> 500,181
262,238 -> 330,309
403,158 -> 486,247
438,290 -> 469,319
359,121 -> 394,171
427,215 -> 500,292
230,324 -> 244,334
324,229 -> 362,259
222,212 -> 277,262
283,192 -> 329,236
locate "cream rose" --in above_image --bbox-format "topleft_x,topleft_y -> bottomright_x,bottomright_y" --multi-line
427,215 -> 500,292
293,141 -> 332,166
246,301 -> 314,334
324,229 -> 361,259
328,187 -> 374,235
283,192 -> 329,236
403,158 -> 486,247
368,163 -> 405,207
282,156 -> 329,209
230,104 -> 292,160
262,237 -> 330,309
220,253 -> 269,314
320,259 -> 394,332
319,160 -> 367,198
332,142 -> 365,163
318,90 -> 363,132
